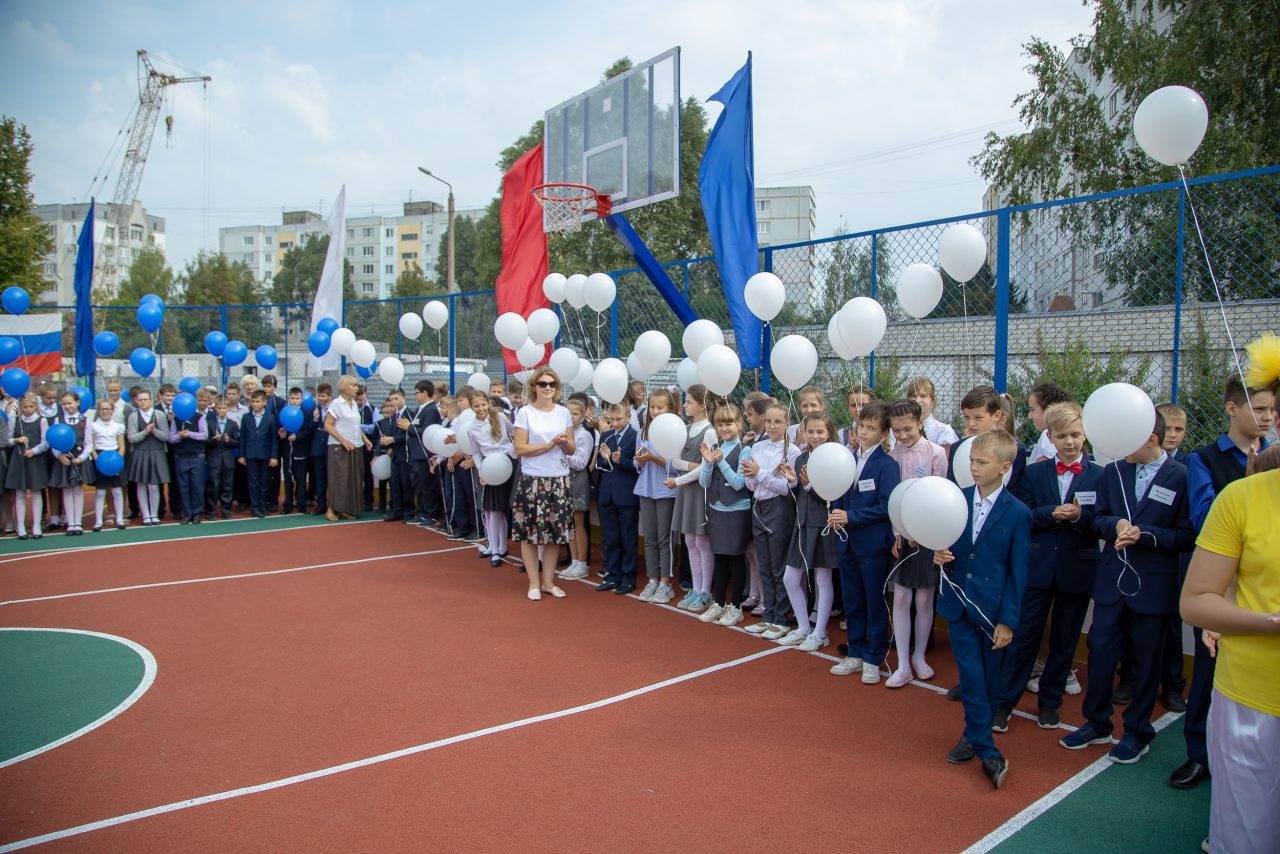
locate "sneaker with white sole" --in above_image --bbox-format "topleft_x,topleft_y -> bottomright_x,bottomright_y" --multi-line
1065,670 -> 1081,695
830,657 -> 863,676
686,592 -> 710,612
560,564 -> 588,581
861,661 -> 882,684
699,603 -> 726,623
675,589 -> 697,609
761,624 -> 791,640
637,579 -> 659,602
715,604 -> 743,626
798,632 -> 829,652
776,628 -> 807,646
744,622 -> 773,635
652,582 -> 675,604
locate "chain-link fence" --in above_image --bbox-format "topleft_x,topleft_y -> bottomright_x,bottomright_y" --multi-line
39,166 -> 1278,444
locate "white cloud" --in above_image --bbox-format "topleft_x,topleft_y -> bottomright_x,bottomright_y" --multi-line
9,18 -> 73,61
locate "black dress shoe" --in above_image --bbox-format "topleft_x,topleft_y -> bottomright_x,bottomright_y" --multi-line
946,739 -> 976,764
981,755 -> 1009,789
1112,682 -> 1133,705
613,585 -> 635,595
947,683 -> 962,701
595,579 -> 619,591
1168,760 -> 1210,790
1163,691 -> 1187,712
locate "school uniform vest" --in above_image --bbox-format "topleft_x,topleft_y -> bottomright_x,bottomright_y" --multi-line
57,414 -> 87,455
131,411 -> 167,451
174,418 -> 206,456
14,417 -> 43,448
1189,439 -> 1247,495
793,450 -> 829,526
706,443 -> 749,507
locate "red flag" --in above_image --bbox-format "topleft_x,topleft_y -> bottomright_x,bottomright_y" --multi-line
495,143 -> 550,373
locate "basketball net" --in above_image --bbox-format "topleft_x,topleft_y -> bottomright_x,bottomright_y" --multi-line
532,183 -> 612,233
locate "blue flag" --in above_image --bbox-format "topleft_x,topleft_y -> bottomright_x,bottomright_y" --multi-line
73,199 -> 96,377
699,53 -> 760,369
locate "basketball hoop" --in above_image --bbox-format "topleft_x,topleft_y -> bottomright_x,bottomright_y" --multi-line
532,183 -> 612,233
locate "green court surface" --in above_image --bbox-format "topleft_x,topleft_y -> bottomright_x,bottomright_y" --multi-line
0,629 -> 150,765
994,717 -> 1210,853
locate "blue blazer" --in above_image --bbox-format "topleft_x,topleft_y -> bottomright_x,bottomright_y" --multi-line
937,486 -> 1031,632
596,427 -> 639,508
204,413 -> 239,467
1013,457 -> 1104,593
1090,456 -> 1194,615
309,407 -> 329,458
238,410 -> 278,461
948,436 -> 1027,498
834,445 -> 900,554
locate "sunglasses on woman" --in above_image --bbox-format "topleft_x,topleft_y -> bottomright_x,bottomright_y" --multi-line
535,380 -> 558,389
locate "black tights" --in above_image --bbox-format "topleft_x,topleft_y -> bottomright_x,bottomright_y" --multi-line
711,553 -> 747,607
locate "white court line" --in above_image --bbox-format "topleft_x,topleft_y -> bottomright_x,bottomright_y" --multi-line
963,710 -> 1182,853
0,546 -> 474,607
0,645 -> 789,852
0,628 -> 157,770
0,518 -> 383,565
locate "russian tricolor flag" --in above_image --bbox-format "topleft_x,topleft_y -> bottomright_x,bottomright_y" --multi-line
0,314 -> 63,376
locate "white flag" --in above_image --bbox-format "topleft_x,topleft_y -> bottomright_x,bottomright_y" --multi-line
310,185 -> 347,372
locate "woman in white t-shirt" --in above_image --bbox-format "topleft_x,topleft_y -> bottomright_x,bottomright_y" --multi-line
512,366 -> 576,600
323,375 -> 373,521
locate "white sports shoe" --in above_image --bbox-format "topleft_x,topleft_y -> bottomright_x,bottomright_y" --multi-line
830,657 -> 863,676
760,624 -> 791,640
776,628 -> 807,647
651,582 -> 675,604
1065,670 -> 1081,695
563,563 -> 589,580
637,579 -> 659,602
744,622 -> 773,635
798,633 -> 829,652
715,605 -> 743,626
861,661 -> 882,684
699,603 -> 726,623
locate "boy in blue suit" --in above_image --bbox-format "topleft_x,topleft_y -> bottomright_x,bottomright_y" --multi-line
595,403 -> 640,594
237,390 -> 279,518
282,387 -> 315,514
831,402 -> 901,684
206,396 -> 239,518
934,429 -> 1030,789
1061,410 -> 1195,763
307,384 -> 331,515
996,402 -> 1102,730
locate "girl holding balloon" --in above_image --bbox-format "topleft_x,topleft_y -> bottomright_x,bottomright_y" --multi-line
125,389 -> 172,526
633,388 -> 680,604
466,390 -> 514,568
5,393 -> 51,538
87,398 -> 127,531
47,390 -> 94,536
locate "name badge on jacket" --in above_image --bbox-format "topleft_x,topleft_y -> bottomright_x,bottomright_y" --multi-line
858,478 -> 876,493
1075,491 -> 1096,506
912,465 -> 928,478
1148,485 -> 1176,506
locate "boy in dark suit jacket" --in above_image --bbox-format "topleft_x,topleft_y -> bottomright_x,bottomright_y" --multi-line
831,402 -> 901,683
308,384 -> 332,515
1060,409 -> 1195,763
262,375 -> 287,512
934,429 -> 1031,789
403,380 -> 437,526
997,402 -> 1102,730
237,390 -> 279,518
282,387 -> 315,513
594,404 -> 640,593
206,396 -> 239,518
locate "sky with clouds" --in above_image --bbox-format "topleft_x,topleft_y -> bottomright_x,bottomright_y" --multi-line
1,1 -> 1095,271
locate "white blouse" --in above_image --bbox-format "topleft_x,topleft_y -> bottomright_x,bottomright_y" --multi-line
88,419 -> 126,451
326,396 -> 364,446
469,414 -> 514,462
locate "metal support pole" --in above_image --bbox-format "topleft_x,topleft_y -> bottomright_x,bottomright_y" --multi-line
447,294 -> 457,393
1171,187 -> 1187,403
446,191 -> 456,293
282,305 -> 290,390
993,211 -> 1011,393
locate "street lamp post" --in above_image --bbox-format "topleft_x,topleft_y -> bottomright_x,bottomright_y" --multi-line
417,166 -> 455,293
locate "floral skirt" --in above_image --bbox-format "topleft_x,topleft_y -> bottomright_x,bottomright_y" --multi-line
511,474 -> 573,545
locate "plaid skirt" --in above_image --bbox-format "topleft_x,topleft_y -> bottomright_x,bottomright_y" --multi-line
511,474 -> 573,545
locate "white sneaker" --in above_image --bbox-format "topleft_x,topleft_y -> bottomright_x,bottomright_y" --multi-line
744,622 -> 773,635
830,657 -> 863,676
798,633 -> 829,652
715,605 -> 744,626
564,564 -> 589,580
1065,670 -> 1081,695
1026,676 -> 1040,693
760,624 -> 791,640
861,661 -> 882,684
699,603 -> 726,623
651,582 -> 675,604
776,628 -> 807,647
637,579 -> 659,602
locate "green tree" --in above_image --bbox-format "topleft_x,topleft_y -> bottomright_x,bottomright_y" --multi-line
1176,307 -> 1230,450
0,117 -> 54,294
181,252 -> 272,345
269,234 -> 354,332
434,216 -> 478,290
105,246 -> 182,353
391,264 -> 435,298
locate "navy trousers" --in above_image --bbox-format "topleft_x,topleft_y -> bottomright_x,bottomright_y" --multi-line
998,585 -> 1090,712
840,548 -> 892,667
948,616 -> 1006,760
1082,600 -> 1166,744
245,460 -> 269,514
449,467 -> 474,536
174,455 -> 205,519
308,457 -> 327,512
284,449 -> 309,511
599,499 -> 639,589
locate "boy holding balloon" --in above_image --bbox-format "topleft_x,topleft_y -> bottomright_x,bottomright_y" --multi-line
167,392 -> 209,524
282,388 -> 315,515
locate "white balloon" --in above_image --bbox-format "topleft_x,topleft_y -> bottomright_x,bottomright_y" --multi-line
897,263 -> 944,319
571,359 -> 594,392
542,273 -> 567,304
451,409 -> 477,455
806,442 -> 856,502
398,312 -> 424,340
513,370 -> 533,384
584,272 -> 617,313
899,476 -> 969,550
827,315 -> 856,360
1133,85 -> 1208,167
430,428 -> 456,457
565,273 -> 588,309
938,223 -> 987,283
627,352 -> 654,381
836,297 -> 887,357
697,344 -> 741,396
467,372 -> 491,393
949,436 -> 1014,489
549,347 -> 579,380
633,330 -> 672,374
479,452 -> 513,486
649,411 -> 688,461
370,454 -> 391,482
349,339 -> 376,368
1083,383 -> 1156,461
422,300 -> 449,331
744,271 -> 786,322
330,327 -> 356,356
770,334 -> 818,391
423,424 -> 445,455
592,357 -> 629,404
516,338 -> 544,369
377,356 -> 405,385
682,319 -> 724,361
526,308 -> 561,345
887,477 -> 921,535
676,357 -> 700,391
494,312 -> 528,350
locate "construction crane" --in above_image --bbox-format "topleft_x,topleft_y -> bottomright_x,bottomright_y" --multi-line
100,49 -> 210,291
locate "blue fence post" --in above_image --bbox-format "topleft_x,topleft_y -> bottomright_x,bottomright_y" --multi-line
681,262 -> 691,301
868,233 -> 878,388
609,298 -> 619,357
761,248 -> 773,394
1171,187 -> 1187,403
994,210 -> 1011,393
219,305 -> 229,388
447,294 -> 457,393
553,304 -> 563,351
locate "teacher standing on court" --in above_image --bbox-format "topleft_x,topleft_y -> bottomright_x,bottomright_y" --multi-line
324,375 -> 373,521
511,366 -> 576,600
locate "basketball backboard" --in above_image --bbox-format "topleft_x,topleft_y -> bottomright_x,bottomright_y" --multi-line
543,47 -> 681,224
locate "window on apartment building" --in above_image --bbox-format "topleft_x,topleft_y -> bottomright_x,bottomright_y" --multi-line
279,241 -> 293,250
103,225 -> 114,240
362,282 -> 374,294
244,236 -> 254,246
424,226 -> 433,236
385,228 -> 393,238
131,248 -> 141,259
385,264 -> 394,274
402,252 -> 418,260
384,246 -> 393,256
346,248 -> 354,257
362,264 -> 374,274
1108,90 -> 1119,118
362,246 -> 374,256
44,263 -> 57,276
148,234 -> 155,245
757,221 -> 770,236
401,233 -> 418,241
362,227 -> 373,237
756,199 -> 770,215
346,228 -> 354,239
265,235 -> 273,245
130,226 -> 143,241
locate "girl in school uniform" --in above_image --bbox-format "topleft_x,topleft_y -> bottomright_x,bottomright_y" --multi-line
743,403 -> 801,637
467,390 -> 514,567
698,403 -> 753,627
633,388 -> 679,604
88,397 -> 127,531
907,377 -> 959,450
787,386 -> 827,445
561,397 -> 596,580
126,389 -> 171,526
6,393 -> 50,538
48,390 -> 94,536
668,385 -> 715,611
740,395 -> 772,613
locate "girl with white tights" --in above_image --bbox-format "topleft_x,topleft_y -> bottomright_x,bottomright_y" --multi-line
466,391 -> 514,568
